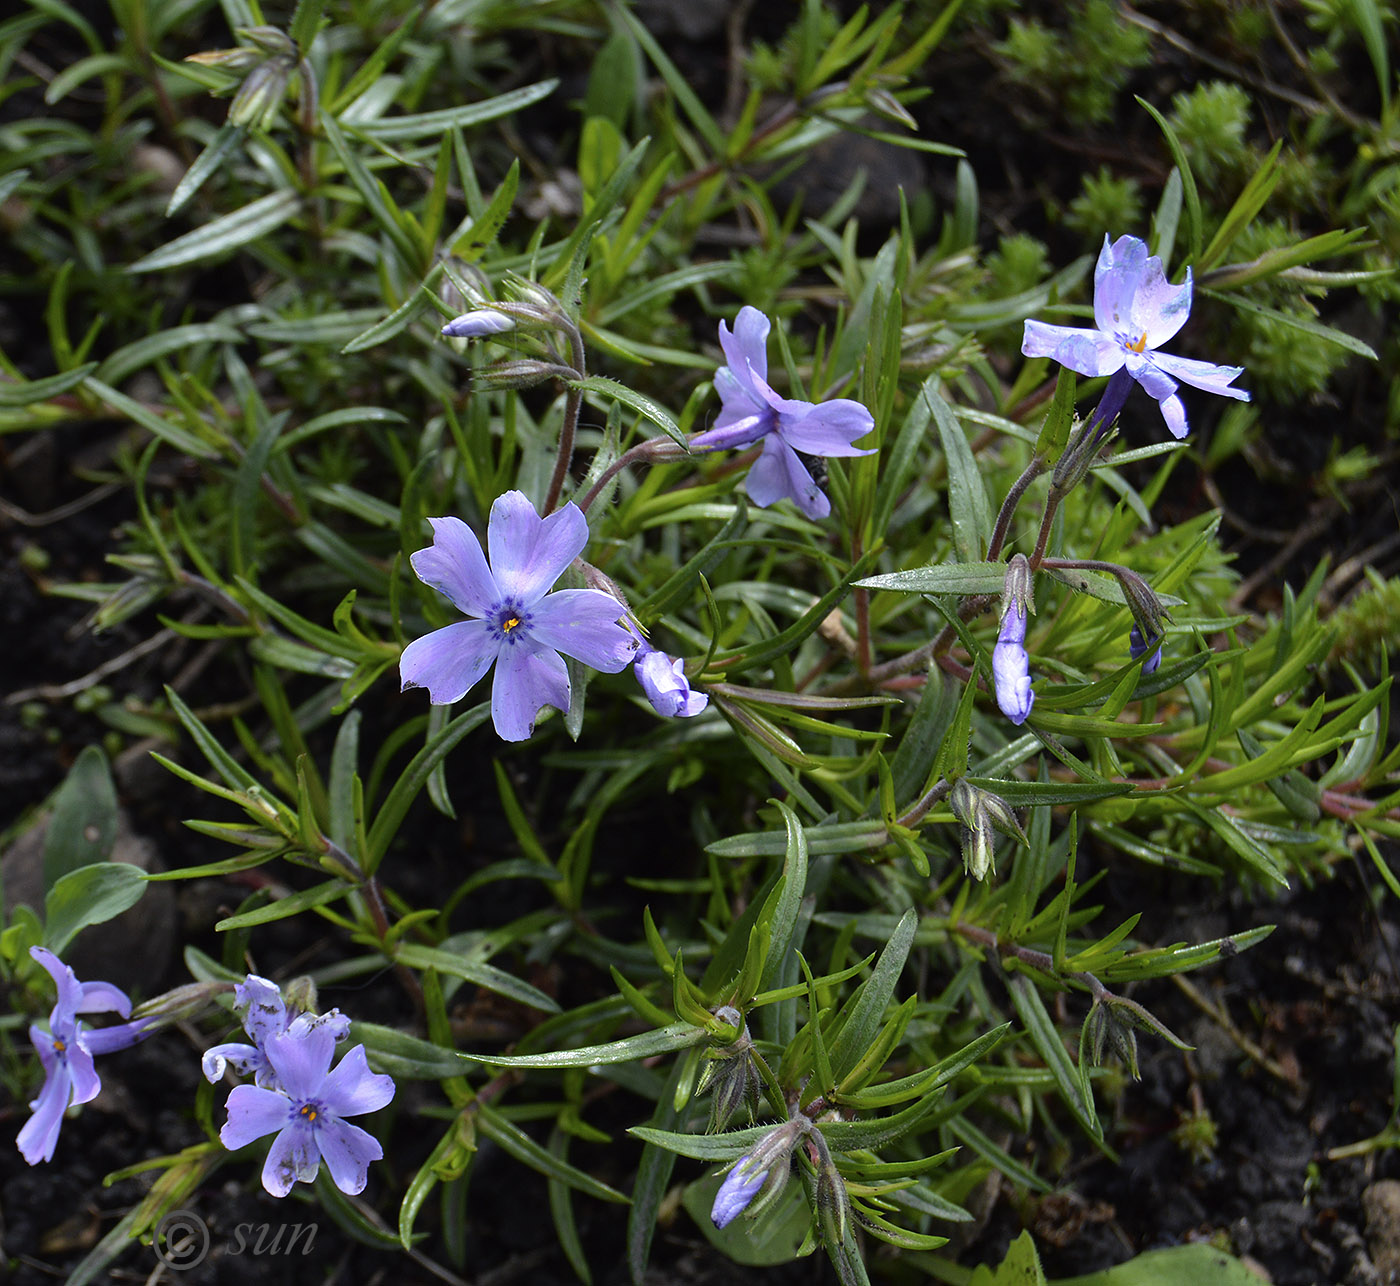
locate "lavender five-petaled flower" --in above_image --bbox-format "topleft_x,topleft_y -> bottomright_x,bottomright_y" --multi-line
1022,234 -> 1249,439
711,1155 -> 767,1229
202,974 -> 349,1089
220,1026 -> 395,1198
18,947 -> 149,1165
993,602 -> 1035,726
689,307 -> 875,520
634,644 -> 708,718
1129,624 -> 1163,675
400,491 -> 639,741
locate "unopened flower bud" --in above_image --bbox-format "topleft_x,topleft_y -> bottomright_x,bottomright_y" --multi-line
281,974 -> 320,1018
696,1008 -> 759,1132
1087,997 -> 1140,1079
227,56 -> 294,129
504,275 -> 568,321
980,790 -> 1028,845
441,309 -> 515,338
709,1115 -> 807,1228
238,25 -> 296,56
437,262 -> 493,314
815,1157 -> 850,1248
1129,624 -> 1163,675
993,558 -> 1035,726
131,981 -> 233,1027
635,646 -> 708,718
711,1156 -> 767,1228
185,45 -> 262,70
950,778 -> 996,881
478,359 -> 579,390
1113,567 -> 1169,646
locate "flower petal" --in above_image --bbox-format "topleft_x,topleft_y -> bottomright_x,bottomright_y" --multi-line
263,1027 -> 336,1102
1158,393 -> 1189,440
286,1009 -> 352,1044
262,1120 -> 320,1197
83,1018 -> 149,1057
29,948 -> 84,1024
1131,260 -> 1193,349
1148,350 -> 1250,400
993,640 -> 1035,725
690,413 -> 768,453
710,365 -> 768,428
400,620 -> 498,705
18,1060 -> 72,1164
30,1025 -> 58,1078
491,642 -> 571,741
75,980 -> 132,1018
718,307 -> 771,391
65,1042 -> 100,1105
318,1045 -> 396,1118
1092,234 -> 1149,334
202,1041 -> 264,1083
529,590 -> 638,672
745,436 -> 829,520
315,1117 -> 383,1195
221,1084 -> 292,1150
409,517 -> 499,618
1022,321 -> 1125,377
236,975 -> 287,1045
778,398 -> 875,457
1125,352 -> 1178,403
487,491 -> 588,606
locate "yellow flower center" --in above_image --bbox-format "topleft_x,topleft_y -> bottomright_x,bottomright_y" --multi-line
1125,333 -> 1147,354
52,1038 -> 66,1054
502,617 -> 521,633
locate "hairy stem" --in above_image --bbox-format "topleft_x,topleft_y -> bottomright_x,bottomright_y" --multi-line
543,321 -> 588,513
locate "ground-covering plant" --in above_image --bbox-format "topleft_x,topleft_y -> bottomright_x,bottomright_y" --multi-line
2,1 -> 1398,1283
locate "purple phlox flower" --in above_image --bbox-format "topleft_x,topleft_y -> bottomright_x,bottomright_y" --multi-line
1129,624 -> 1163,675
441,308 -> 515,338
400,492 -> 640,741
993,602 -> 1035,726
1022,234 -> 1249,439
633,643 -> 708,718
18,947 -> 149,1165
690,307 -> 875,520
711,1154 -> 768,1229
202,974 -> 349,1089
219,1026 -> 395,1198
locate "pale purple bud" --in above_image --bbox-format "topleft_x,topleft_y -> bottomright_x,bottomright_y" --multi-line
1129,625 -> 1163,675
441,309 -> 515,338
711,1157 -> 767,1229
993,602 -> 1034,726
634,646 -> 708,718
